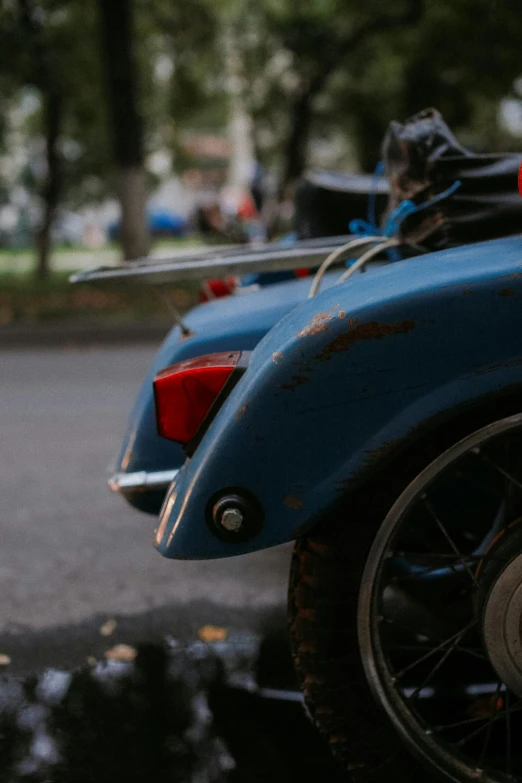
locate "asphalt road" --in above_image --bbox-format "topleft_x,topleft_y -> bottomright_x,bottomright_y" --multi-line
0,346 -> 291,640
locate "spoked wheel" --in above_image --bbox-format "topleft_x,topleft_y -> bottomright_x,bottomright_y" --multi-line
289,412 -> 522,782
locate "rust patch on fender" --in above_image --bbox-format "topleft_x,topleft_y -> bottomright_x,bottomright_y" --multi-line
337,437 -> 403,493
499,288 -> 515,297
364,439 -> 402,465
314,319 -> 415,362
296,305 -> 339,339
284,494 -> 303,510
236,404 -> 248,420
272,352 -> 284,364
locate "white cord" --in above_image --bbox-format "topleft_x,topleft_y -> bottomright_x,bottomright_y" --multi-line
308,235 -> 384,298
335,238 -> 399,286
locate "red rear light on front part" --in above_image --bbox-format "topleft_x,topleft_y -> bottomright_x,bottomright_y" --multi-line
199,276 -> 238,302
153,352 -> 242,446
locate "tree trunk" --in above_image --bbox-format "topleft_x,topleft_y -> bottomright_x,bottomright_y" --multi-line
36,90 -> 63,279
17,0 -> 64,278
279,3 -> 425,193
280,59 -> 337,195
118,165 -> 149,260
352,106 -> 389,173
97,0 -> 149,260
281,93 -> 313,194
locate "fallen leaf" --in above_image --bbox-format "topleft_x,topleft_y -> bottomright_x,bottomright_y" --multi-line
198,625 -> 228,643
0,654 -> 11,667
104,644 -> 137,662
100,619 -> 117,637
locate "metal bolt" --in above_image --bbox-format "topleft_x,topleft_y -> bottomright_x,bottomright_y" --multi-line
220,507 -> 244,533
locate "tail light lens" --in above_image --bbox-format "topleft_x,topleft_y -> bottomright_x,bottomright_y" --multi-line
199,276 -> 237,302
153,352 -> 242,446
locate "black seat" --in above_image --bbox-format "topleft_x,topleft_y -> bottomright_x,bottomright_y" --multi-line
294,170 -> 389,239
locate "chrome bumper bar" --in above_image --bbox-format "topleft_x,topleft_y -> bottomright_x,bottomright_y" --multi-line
109,469 -> 179,494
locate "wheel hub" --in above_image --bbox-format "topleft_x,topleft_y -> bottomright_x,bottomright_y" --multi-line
482,529 -> 522,698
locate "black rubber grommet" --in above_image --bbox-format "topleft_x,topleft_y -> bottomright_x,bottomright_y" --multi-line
205,487 -> 264,542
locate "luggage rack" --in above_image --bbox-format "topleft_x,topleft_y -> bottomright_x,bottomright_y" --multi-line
69,234 -> 360,285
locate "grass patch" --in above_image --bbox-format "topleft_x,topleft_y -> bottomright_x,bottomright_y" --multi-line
0,238 -> 213,324
0,271 -> 200,325
0,236 -> 202,275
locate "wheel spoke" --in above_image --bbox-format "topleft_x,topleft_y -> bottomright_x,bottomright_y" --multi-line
392,644 -> 487,662
453,646 -> 488,662
473,448 -> 522,493
433,699 -> 522,733
407,625 -> 476,703
362,418 -> 522,780
421,496 -> 478,586
395,620 -> 475,687
454,685 -> 518,749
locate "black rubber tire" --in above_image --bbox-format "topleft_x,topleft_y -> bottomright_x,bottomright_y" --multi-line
288,489 -> 426,783
288,397 -> 522,783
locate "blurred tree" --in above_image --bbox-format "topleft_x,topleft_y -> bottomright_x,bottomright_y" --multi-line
234,0 -> 522,185
97,0 -> 149,261
141,0 -> 227,172
234,0 -> 423,192
0,0 -> 111,273
341,0 -> 522,170
2,0 -> 522,272
0,0 -> 67,276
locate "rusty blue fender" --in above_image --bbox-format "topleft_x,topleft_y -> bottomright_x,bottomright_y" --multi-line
112,274 -> 324,514
155,235 -> 522,560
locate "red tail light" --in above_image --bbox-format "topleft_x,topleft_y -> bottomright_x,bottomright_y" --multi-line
153,352 -> 242,445
199,277 -> 237,302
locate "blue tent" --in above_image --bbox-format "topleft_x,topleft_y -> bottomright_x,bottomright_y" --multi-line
108,209 -> 187,240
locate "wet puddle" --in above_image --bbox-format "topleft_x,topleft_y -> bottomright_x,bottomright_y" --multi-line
0,630 -> 347,782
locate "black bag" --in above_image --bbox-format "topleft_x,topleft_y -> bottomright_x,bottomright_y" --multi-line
294,171 -> 389,239
382,107 -> 522,249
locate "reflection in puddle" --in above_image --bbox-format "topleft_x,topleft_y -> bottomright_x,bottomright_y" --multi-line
0,633 -> 346,782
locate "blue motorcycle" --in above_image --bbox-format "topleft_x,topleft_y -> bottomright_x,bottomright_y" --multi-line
74,110 -> 522,782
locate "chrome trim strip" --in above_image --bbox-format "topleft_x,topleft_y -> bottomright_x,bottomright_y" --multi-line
69,235 -> 358,285
108,469 -> 179,493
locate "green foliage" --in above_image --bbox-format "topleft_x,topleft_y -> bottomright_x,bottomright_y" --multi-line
1,0 -> 522,239
231,0 -> 522,173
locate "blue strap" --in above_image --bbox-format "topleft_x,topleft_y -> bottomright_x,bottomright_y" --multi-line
348,218 -> 379,237
350,179 -> 462,264
383,200 -> 418,237
411,178 -> 462,213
